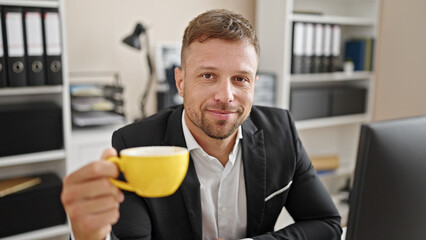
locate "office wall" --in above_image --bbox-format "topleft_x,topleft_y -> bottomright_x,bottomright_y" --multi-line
373,0 -> 426,121
65,0 -> 255,120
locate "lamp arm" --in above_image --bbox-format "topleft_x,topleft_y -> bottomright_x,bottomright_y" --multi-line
140,36 -> 154,119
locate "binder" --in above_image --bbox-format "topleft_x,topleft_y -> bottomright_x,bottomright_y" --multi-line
312,24 -> 323,73
330,25 -> 341,72
321,24 -> 332,73
364,38 -> 375,71
42,8 -> 62,85
0,8 -> 7,87
302,23 -> 314,74
291,22 -> 304,74
24,8 -> 45,86
344,39 -> 366,71
3,7 -> 27,87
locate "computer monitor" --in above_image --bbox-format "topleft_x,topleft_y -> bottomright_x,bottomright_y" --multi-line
346,115 -> 426,240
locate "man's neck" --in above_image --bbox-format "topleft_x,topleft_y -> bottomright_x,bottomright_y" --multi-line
184,114 -> 237,167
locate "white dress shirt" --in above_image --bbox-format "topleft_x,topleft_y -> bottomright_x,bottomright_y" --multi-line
182,111 -> 251,240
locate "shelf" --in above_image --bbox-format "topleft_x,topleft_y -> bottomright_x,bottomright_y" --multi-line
0,149 -> 66,167
295,113 -> 368,130
0,0 -> 59,8
0,86 -> 63,96
290,71 -> 372,83
318,165 -> 355,180
1,224 -> 69,240
290,14 -> 376,26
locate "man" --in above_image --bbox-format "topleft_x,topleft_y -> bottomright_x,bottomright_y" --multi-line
61,9 -> 342,240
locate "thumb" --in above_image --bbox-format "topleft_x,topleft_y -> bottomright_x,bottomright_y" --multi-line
101,147 -> 118,161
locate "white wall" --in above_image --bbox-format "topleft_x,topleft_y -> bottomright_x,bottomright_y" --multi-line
373,0 -> 426,121
65,0 -> 255,120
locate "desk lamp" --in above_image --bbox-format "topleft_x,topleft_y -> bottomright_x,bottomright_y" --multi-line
122,23 -> 153,119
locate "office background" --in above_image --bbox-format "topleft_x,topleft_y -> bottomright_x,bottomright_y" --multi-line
1,0 -> 425,238
65,0 -> 426,121
65,0 -> 256,120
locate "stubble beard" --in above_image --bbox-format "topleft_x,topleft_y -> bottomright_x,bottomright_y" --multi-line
186,103 -> 247,140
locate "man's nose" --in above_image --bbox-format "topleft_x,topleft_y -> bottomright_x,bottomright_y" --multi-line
214,78 -> 234,103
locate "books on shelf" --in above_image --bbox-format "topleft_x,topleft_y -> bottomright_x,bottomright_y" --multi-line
344,38 -> 375,71
0,176 -> 41,197
310,155 -> 340,174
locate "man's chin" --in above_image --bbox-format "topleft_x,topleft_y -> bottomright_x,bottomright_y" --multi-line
203,123 -> 238,140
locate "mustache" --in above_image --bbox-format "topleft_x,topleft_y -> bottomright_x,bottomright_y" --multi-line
204,102 -> 243,113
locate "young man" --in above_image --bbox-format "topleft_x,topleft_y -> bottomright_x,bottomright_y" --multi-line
62,9 -> 342,240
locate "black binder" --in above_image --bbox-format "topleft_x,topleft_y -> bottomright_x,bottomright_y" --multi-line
42,8 -> 62,85
291,22 -> 304,74
330,25 -> 341,72
312,23 -> 323,73
302,23 -> 314,74
321,24 -> 332,73
3,7 -> 27,87
24,8 -> 45,86
0,7 -> 7,87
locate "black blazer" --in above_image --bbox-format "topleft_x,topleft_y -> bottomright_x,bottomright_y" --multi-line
111,105 -> 342,240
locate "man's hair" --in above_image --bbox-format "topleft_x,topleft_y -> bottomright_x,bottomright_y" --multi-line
181,9 -> 259,67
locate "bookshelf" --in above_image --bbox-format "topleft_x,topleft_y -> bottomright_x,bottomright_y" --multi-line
256,0 -> 380,223
0,0 -> 70,239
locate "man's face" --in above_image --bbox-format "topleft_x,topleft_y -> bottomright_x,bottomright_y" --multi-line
175,38 -> 258,140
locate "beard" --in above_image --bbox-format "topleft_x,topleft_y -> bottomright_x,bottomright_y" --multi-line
185,101 -> 248,140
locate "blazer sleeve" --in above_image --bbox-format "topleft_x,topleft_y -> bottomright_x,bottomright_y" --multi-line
110,130 -> 153,240
253,111 -> 342,240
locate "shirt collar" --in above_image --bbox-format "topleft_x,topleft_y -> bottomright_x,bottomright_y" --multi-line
181,110 -> 243,163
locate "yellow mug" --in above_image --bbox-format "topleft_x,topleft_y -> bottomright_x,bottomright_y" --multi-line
107,146 -> 189,198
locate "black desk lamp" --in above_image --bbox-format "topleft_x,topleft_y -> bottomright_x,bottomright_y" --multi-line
122,23 -> 153,119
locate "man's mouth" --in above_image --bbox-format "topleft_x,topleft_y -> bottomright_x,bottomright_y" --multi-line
206,109 -> 237,120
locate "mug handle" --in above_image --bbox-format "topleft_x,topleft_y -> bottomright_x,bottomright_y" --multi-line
107,156 -> 135,192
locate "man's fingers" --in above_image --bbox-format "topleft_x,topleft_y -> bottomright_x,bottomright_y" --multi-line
68,195 -> 121,217
64,160 -> 119,185
62,177 -> 124,206
101,147 -> 118,161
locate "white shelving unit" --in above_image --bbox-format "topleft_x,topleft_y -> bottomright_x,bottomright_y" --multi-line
256,0 -> 380,223
0,0 -> 71,239
1,225 -> 69,240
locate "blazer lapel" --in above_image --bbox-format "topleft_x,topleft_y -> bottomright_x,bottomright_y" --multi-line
241,117 -> 267,237
162,106 -> 202,240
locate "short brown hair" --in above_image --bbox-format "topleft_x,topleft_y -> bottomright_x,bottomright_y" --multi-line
181,9 -> 259,67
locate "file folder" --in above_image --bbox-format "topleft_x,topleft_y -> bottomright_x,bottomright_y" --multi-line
312,24 -> 323,73
331,25 -> 341,72
302,23 -> 314,74
3,7 -> 27,87
24,8 -> 45,86
0,8 -> 7,87
42,8 -> 62,85
321,24 -> 332,73
291,22 -> 304,74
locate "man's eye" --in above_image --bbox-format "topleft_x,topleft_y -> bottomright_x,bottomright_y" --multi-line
235,76 -> 248,82
202,73 -> 214,79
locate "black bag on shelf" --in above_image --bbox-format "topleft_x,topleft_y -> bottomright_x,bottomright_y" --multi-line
0,172 -> 67,238
0,102 -> 63,157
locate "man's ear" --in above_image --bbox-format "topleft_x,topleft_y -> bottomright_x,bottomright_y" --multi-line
175,67 -> 184,97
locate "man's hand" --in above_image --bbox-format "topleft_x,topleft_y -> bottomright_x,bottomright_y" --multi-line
61,148 -> 124,240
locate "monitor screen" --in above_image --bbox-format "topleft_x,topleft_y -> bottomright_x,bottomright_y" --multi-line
346,115 -> 426,239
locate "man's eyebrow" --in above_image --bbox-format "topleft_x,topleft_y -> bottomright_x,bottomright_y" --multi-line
195,66 -> 218,71
195,66 -> 255,75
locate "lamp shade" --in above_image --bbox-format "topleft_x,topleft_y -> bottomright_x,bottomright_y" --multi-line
122,23 -> 147,50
